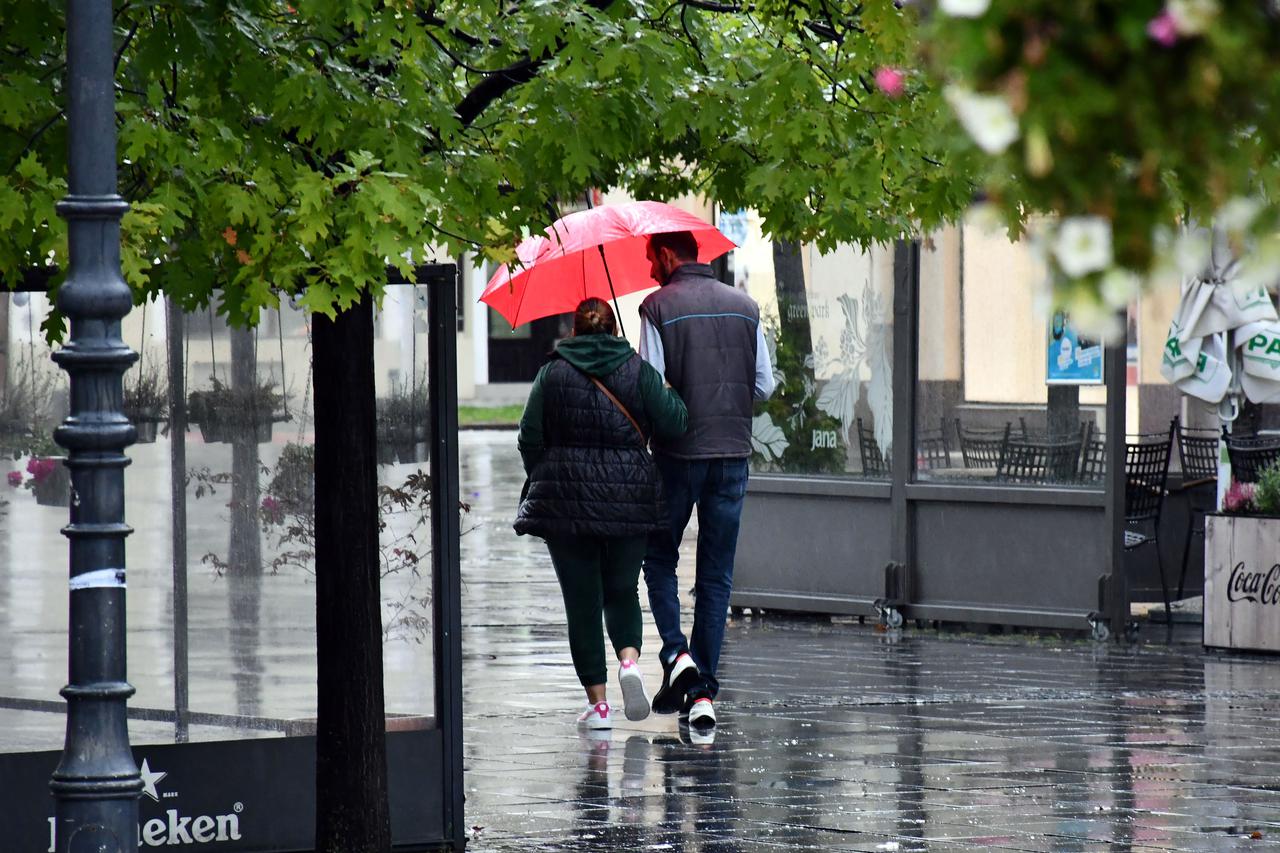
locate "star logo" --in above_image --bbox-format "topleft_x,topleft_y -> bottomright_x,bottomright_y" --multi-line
140,759 -> 167,802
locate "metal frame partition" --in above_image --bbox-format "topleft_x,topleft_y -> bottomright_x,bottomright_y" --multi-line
0,266 -> 464,852
733,240 -> 1129,638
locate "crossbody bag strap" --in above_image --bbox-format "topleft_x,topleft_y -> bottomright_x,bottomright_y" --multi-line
585,373 -> 648,445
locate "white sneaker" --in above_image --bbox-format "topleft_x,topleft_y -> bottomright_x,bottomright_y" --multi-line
686,696 -> 716,731
577,701 -> 612,730
618,660 -> 651,722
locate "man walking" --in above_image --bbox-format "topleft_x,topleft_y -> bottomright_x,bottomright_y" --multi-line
638,230 -> 775,732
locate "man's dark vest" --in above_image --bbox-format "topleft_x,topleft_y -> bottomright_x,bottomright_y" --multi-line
639,263 -> 759,459
514,355 -> 667,539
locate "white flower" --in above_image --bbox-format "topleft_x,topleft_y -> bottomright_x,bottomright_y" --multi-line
1052,217 -> 1113,278
945,87 -> 1019,154
1217,196 -> 1262,234
1099,267 -> 1143,308
964,202 -> 1004,236
1069,298 -> 1125,344
1168,0 -> 1219,34
939,0 -> 990,16
1234,236 -> 1280,292
1173,227 -> 1212,276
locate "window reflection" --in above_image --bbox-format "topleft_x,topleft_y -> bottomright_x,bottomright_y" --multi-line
738,222 -> 894,479
916,225 -> 1109,488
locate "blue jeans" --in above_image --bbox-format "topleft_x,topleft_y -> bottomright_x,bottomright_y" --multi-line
642,454 -> 749,699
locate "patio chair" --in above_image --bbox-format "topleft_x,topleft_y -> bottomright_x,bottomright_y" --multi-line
1224,430 -> 1280,484
857,417 -> 889,477
1125,422 -> 1174,623
917,419 -> 952,470
954,419 -> 1010,470
1078,428 -> 1107,485
996,437 -> 1083,485
1174,421 -> 1218,600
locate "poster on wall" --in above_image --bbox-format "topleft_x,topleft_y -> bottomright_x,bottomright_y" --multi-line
1046,310 -> 1104,385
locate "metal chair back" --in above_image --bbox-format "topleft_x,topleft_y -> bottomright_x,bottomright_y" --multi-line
1224,430 -> 1280,483
1176,422 -> 1218,483
917,420 -> 951,470
1125,425 -> 1173,524
955,419 -> 1010,469
857,417 -> 889,476
998,437 -> 1083,485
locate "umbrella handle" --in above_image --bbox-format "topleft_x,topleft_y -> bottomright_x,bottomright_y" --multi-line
597,244 -> 626,339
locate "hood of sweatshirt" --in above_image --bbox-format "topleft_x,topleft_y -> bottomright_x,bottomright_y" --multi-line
553,334 -> 635,377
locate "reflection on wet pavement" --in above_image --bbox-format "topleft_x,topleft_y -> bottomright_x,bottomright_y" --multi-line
6,429 -> 1280,850
458,431 -> 1280,852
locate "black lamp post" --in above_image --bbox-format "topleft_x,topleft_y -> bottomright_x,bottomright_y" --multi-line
48,0 -> 142,848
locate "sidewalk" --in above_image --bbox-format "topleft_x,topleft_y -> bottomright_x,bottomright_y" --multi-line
458,431 -> 1280,852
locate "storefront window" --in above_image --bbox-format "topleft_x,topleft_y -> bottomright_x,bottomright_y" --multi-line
915,226 -> 1108,489
0,288 -> 435,753
741,224 -> 895,478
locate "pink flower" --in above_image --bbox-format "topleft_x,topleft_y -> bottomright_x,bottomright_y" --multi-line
1223,479 -> 1256,514
1147,11 -> 1179,46
7,471 -> 22,488
26,457 -> 57,482
874,66 -> 906,98
261,495 -> 283,523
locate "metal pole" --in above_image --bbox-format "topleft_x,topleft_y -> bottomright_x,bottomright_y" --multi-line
166,298 -> 189,742
49,0 -> 142,848
1102,317 -> 1128,638
427,264 -> 464,849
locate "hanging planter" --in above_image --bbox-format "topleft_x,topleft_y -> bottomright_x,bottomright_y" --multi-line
187,378 -> 288,445
28,457 -> 71,507
124,363 -> 169,445
8,434 -> 71,507
376,383 -> 429,466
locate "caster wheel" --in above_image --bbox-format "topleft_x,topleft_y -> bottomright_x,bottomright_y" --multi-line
883,607 -> 904,629
1090,620 -> 1111,642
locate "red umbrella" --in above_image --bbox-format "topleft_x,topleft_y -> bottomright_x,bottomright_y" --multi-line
480,200 -> 736,331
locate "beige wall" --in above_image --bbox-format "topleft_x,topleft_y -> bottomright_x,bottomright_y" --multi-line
960,225 -> 1106,407
919,227 -> 962,383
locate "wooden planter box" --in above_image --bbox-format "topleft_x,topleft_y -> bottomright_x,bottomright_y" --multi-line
1205,513 -> 1280,653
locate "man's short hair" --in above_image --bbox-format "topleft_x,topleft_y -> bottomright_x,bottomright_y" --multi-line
649,231 -> 699,261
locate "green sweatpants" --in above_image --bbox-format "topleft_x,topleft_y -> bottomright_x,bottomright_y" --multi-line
545,535 -> 647,688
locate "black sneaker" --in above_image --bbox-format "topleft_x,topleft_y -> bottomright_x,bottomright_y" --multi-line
652,651 -> 700,715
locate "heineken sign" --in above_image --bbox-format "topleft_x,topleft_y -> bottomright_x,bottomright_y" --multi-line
3,731 -> 442,852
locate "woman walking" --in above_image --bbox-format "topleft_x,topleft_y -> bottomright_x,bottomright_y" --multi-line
515,297 -> 688,729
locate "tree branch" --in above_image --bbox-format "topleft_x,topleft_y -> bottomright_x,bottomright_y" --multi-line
452,0 -> 617,128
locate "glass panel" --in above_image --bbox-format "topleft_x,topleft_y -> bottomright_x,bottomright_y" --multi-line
739,221 -> 895,478
0,286 -> 437,754
916,225 -> 1109,489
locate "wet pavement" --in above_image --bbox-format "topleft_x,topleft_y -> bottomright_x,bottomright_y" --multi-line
457,431 -> 1280,852
5,428 -> 1280,850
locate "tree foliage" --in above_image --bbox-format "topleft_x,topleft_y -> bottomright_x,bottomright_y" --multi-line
925,0 -> 1280,316
1,0 -> 975,337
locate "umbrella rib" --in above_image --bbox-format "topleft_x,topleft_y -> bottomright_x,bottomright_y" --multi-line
510,263 -> 535,329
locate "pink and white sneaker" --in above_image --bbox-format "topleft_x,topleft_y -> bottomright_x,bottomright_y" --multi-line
618,659 -> 651,722
577,700 -> 612,730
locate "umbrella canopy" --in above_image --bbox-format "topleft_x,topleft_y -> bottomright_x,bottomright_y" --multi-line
480,201 -> 736,328
1161,226 -> 1280,407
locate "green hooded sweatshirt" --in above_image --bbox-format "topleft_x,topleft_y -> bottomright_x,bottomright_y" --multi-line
518,334 -> 688,474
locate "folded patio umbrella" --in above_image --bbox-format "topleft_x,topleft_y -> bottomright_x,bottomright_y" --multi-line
1160,226 -> 1280,406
